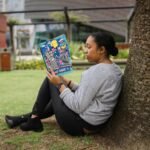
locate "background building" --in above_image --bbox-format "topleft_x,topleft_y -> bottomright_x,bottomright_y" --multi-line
0,0 -> 136,55
25,0 -> 136,43
2,0 -> 35,54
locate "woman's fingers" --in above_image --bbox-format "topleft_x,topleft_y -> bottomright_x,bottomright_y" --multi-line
50,68 -> 55,75
47,71 -> 52,79
46,70 -> 63,85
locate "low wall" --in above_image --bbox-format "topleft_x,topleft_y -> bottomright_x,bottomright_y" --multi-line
72,59 -> 127,69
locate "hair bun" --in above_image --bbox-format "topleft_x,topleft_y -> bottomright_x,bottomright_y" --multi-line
110,47 -> 118,56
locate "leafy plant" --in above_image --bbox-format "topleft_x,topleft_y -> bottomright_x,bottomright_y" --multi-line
49,11 -> 89,23
112,49 -> 129,59
7,18 -> 20,26
15,60 -> 45,70
69,42 -> 85,60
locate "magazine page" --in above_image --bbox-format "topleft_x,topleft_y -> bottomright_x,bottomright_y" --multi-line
39,34 -> 72,76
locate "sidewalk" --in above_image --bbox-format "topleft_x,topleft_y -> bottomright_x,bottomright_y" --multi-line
16,55 -> 42,61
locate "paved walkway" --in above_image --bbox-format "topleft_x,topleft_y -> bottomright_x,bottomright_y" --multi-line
16,55 -> 42,61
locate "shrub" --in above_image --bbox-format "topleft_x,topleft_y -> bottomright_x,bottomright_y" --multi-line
15,60 -> 45,70
112,49 -> 129,59
69,42 -> 85,60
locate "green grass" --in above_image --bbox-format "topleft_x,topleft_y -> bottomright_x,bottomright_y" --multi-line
0,70 -> 82,116
1,70 -> 107,150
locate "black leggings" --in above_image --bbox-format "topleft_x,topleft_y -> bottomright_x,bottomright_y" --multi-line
31,77 -> 106,136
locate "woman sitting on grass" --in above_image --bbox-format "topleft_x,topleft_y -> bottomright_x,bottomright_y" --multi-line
5,32 -> 122,136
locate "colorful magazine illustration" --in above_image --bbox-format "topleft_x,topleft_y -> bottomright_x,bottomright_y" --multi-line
39,34 -> 72,76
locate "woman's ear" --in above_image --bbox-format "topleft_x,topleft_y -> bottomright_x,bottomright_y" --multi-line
98,46 -> 105,54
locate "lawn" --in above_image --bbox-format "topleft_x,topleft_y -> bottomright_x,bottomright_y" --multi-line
0,70 -> 82,116
0,67 -> 147,150
0,70 -> 112,150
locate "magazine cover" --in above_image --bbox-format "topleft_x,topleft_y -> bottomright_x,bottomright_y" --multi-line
39,34 -> 72,76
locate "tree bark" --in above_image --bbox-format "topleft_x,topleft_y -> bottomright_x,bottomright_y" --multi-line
105,0 -> 150,148
64,7 -> 72,42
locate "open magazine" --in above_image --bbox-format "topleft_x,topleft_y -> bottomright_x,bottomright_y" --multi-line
39,34 -> 72,76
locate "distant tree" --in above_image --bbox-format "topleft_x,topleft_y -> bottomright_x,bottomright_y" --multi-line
49,11 -> 89,23
49,11 -> 89,41
7,19 -> 19,53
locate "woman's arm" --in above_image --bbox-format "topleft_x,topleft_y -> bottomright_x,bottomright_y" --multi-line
60,76 -> 79,91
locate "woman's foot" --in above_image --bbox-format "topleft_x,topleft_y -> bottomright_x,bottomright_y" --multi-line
20,117 -> 43,132
5,114 -> 30,128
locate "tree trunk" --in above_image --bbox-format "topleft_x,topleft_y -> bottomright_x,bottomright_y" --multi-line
64,7 -> 72,42
105,0 -> 150,148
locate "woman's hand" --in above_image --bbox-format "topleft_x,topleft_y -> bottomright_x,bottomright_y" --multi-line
47,69 -> 63,86
60,76 -> 71,86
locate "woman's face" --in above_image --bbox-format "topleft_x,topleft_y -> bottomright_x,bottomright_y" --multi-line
85,36 -> 101,63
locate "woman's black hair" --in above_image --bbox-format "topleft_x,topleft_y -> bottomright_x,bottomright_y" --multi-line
90,32 -> 118,56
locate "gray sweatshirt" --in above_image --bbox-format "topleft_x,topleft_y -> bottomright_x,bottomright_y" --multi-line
60,63 -> 123,125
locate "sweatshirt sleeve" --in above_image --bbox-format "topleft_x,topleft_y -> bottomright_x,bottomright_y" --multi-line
70,82 -> 79,91
60,71 -> 102,114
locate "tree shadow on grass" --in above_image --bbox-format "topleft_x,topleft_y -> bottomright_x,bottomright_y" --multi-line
0,116 -> 122,150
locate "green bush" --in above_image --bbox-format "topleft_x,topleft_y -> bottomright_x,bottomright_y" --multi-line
112,49 -> 129,59
15,60 -> 45,70
69,42 -> 85,60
